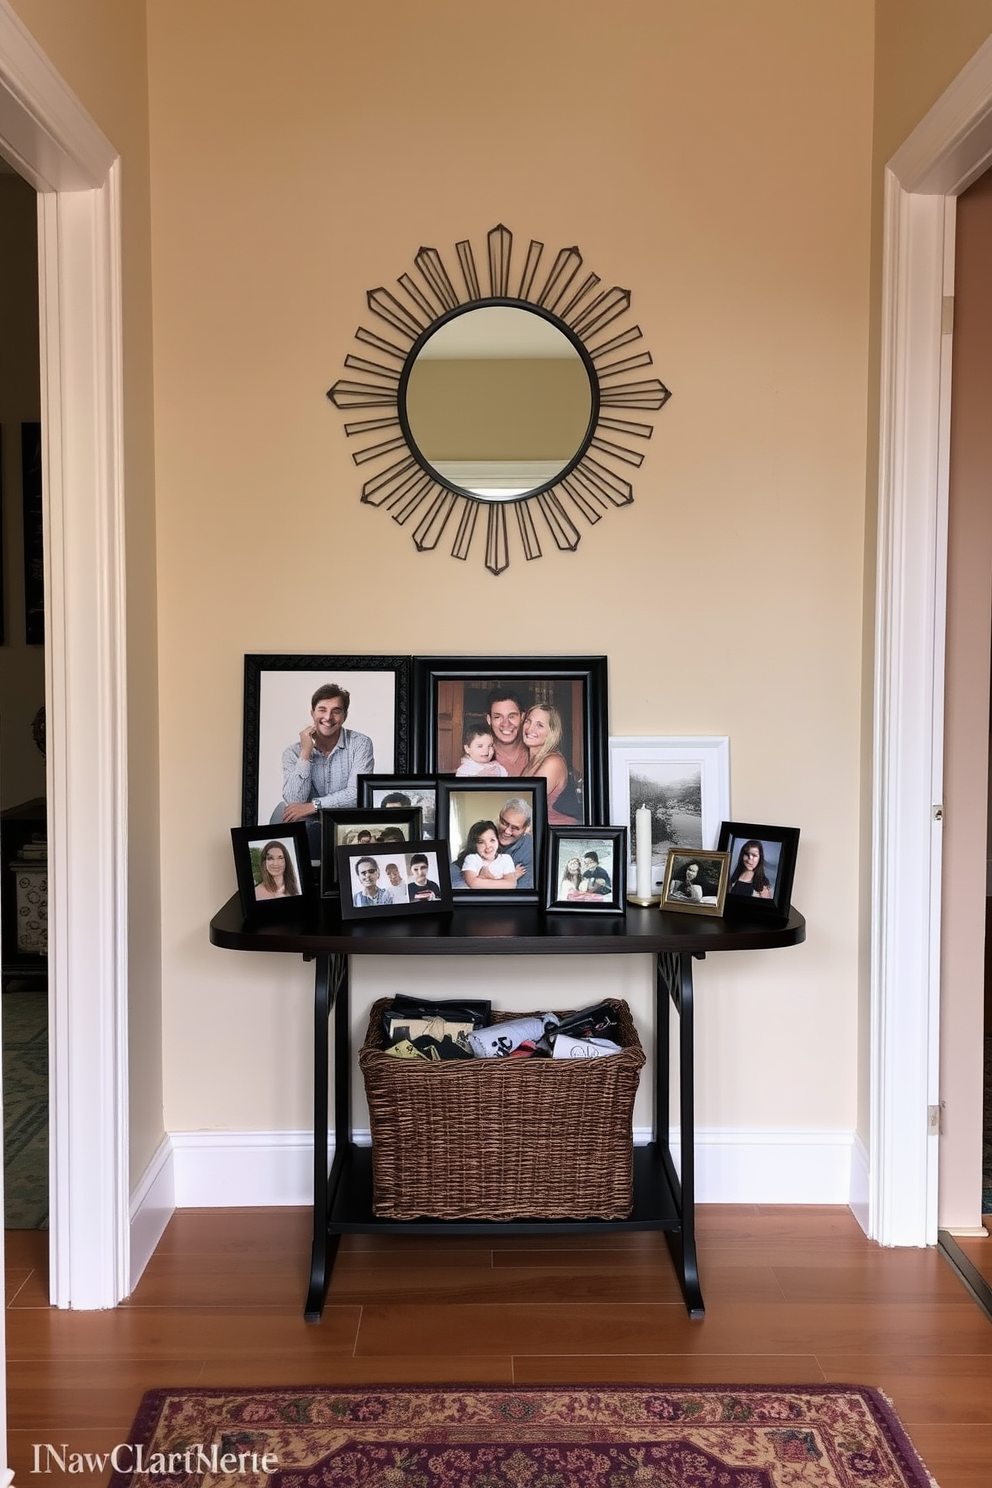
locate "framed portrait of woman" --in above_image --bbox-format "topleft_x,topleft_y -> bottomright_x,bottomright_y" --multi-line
230,823 -> 315,921
411,656 -> 608,826
717,821 -> 800,917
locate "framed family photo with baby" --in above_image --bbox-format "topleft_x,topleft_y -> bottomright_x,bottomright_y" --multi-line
411,656 -> 608,825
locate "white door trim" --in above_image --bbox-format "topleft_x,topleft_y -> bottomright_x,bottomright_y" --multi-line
0,0 -> 129,1308
873,34 -> 992,1245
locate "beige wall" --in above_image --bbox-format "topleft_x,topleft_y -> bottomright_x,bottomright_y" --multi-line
6,0 -> 164,1184
145,0 -> 872,1141
0,172 -> 45,809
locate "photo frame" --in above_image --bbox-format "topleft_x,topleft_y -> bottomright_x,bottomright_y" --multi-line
358,774 -> 438,838
230,823 -> 315,921
660,847 -> 730,917
717,821 -> 800,917
318,807 -> 421,898
337,841 -> 452,920
241,655 -> 412,861
436,777 -> 547,903
545,825 -> 627,914
609,736 -> 730,898
412,656 -> 608,825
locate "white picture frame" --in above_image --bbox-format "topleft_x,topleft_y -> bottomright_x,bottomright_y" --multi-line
609,736 -> 730,897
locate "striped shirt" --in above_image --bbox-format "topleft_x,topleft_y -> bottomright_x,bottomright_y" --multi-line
280,728 -> 374,811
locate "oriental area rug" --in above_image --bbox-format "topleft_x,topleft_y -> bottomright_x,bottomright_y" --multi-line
107,1383 -> 938,1487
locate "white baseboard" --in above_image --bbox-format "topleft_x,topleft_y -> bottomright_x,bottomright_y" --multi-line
169,1126 -> 859,1210
128,1136 -> 175,1293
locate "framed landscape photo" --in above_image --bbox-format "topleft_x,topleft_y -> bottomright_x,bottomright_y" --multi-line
660,848 -> 730,917
545,825 -> 626,914
358,774 -> 438,838
337,841 -> 452,921
718,821 -> 800,917
318,807 -> 421,898
436,777 -> 547,903
231,823 -> 315,921
609,736 -> 729,899
412,656 -> 608,824
241,656 -> 412,863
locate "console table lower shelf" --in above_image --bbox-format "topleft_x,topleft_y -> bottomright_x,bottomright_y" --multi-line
207,897 -> 806,1323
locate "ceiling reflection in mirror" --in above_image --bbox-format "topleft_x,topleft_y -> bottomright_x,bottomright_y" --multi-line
402,306 -> 594,502
327,224 -> 671,575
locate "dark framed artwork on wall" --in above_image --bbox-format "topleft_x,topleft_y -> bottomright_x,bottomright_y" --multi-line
412,655 -> 608,825
241,654 -> 412,861
21,421 -> 43,644
717,821 -> 800,917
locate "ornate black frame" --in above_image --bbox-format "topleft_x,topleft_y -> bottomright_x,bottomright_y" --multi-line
411,654 -> 609,825
328,224 -> 671,574
241,654 -> 412,827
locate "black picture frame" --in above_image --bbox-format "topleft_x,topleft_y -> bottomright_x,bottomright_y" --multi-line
21,421 -> 43,645
718,821 -> 800,917
358,774 -> 438,838
338,840 -> 452,920
319,806 -> 421,897
661,847 -> 730,917
411,656 -> 608,825
436,776 -> 547,903
230,823 -> 315,921
545,825 -> 627,914
241,655 -> 412,847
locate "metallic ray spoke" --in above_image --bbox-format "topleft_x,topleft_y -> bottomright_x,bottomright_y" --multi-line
590,435 -> 645,469
536,490 -> 581,551
487,224 -> 513,297
413,489 -> 460,550
451,498 -> 479,561
485,504 -> 510,575
367,287 -> 423,340
327,378 -> 398,409
456,239 -> 481,301
514,497 -> 543,561
414,247 -> 461,313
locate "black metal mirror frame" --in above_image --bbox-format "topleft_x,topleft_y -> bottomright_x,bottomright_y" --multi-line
328,223 -> 672,576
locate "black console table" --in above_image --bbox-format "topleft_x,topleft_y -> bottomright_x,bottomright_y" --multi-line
209,896 -> 805,1321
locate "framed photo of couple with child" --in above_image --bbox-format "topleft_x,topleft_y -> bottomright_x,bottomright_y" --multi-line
237,653 -> 611,913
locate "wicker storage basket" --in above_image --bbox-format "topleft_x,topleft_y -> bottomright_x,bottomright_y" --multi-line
359,997 -> 645,1221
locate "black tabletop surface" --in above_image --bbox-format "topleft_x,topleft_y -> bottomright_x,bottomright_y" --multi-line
209,893 -> 806,958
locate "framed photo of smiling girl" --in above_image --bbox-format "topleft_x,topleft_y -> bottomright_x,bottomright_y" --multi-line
411,656 -> 608,826
717,821 -> 800,917
436,777 -> 547,904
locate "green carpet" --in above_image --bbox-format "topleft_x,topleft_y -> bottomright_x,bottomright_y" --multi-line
3,986 -> 48,1228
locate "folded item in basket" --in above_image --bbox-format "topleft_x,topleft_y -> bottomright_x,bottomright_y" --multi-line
552,1034 -> 624,1059
467,1014 -> 559,1059
555,1001 -> 623,1044
411,1033 -> 474,1061
385,993 -> 491,1032
385,1014 -> 475,1049
383,1039 -> 431,1060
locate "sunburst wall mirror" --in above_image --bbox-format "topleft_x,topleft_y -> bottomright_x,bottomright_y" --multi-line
327,224 -> 671,576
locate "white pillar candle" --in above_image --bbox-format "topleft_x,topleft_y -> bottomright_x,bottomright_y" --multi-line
635,804 -> 653,899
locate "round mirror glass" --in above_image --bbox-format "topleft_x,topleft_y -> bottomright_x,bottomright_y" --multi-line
402,304 -> 595,502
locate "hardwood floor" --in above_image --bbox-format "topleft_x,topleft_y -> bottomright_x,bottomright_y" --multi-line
6,1205 -> 992,1486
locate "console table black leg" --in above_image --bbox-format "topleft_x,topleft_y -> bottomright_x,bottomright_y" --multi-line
660,950 -> 704,1319
305,953 -> 347,1321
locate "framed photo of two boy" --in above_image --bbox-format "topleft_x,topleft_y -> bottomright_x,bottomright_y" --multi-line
411,656 -> 608,825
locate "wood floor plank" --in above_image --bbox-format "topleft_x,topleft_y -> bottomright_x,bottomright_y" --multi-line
6,1203 -> 992,1488
513,1353 -> 827,1384
949,1231 -> 992,1286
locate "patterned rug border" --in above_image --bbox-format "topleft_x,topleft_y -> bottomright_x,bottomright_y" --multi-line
112,1381 -> 938,1488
